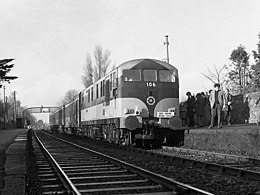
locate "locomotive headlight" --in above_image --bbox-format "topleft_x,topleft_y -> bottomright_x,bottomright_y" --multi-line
147,96 -> 155,105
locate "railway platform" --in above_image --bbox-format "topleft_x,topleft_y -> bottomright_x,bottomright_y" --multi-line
184,123 -> 260,157
0,128 -> 27,195
186,123 -> 260,134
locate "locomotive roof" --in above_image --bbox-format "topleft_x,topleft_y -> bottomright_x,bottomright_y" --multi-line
117,58 -> 178,71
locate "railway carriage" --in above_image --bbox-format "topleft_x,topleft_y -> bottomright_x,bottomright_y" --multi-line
64,98 -> 80,134
49,58 -> 185,148
49,107 -> 63,132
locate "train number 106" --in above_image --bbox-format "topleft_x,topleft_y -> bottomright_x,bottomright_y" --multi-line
146,82 -> 156,87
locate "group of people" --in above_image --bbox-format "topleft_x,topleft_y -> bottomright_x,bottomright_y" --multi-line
185,83 -> 233,129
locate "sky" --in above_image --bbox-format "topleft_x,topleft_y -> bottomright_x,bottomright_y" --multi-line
0,0 -> 260,122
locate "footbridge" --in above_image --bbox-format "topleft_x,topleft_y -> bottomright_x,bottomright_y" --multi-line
22,106 -> 59,127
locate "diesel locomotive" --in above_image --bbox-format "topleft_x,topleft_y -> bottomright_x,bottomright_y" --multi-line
49,58 -> 185,148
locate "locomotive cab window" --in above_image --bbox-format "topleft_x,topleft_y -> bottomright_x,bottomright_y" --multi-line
123,69 -> 141,81
159,70 -> 176,82
144,70 -> 157,81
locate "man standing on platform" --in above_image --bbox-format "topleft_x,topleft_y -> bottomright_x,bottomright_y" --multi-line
208,83 -> 226,129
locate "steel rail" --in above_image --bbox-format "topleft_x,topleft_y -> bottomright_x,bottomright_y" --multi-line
34,131 -> 82,195
42,131 -> 213,195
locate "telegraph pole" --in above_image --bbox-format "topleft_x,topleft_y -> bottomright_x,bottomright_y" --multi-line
3,86 -> 6,129
6,96 -> 8,123
14,91 -> 16,128
164,35 -> 169,64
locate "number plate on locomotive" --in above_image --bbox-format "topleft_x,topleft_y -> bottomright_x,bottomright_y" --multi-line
157,112 -> 175,118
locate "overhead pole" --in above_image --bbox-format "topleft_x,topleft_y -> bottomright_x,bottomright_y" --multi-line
6,97 -> 8,123
164,35 -> 170,64
14,91 -> 16,128
3,86 -> 6,129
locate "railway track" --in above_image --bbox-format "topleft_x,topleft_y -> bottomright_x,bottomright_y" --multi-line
156,146 -> 260,180
78,136 -> 260,181
162,146 -> 260,165
33,131 -> 212,195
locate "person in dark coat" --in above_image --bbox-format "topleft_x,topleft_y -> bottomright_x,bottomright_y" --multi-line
186,92 -> 195,127
195,93 -> 206,127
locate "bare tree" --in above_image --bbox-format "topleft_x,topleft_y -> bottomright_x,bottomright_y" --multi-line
201,64 -> 227,86
82,45 -> 112,88
57,89 -> 79,106
81,53 -> 93,88
7,92 -> 21,123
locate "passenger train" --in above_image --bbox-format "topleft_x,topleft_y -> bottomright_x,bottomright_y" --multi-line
49,59 -> 185,148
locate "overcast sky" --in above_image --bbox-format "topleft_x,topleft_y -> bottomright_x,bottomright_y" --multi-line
1,0 -> 260,119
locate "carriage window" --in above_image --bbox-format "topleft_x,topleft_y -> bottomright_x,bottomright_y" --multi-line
102,80 -> 105,96
81,92 -> 84,103
159,70 -> 176,82
100,81 -> 103,97
112,72 -> 117,88
110,74 -> 112,90
91,87 -> 93,101
144,70 -> 157,81
96,83 -> 99,99
123,70 -> 141,81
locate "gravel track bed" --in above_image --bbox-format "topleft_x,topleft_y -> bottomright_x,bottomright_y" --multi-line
153,148 -> 255,167
158,147 -> 260,173
44,132 -> 260,195
181,145 -> 260,159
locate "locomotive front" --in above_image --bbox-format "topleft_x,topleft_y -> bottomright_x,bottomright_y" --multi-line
117,59 -> 184,148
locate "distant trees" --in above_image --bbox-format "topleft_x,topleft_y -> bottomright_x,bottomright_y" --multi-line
23,107 -> 37,126
7,91 -> 21,123
0,90 -> 34,128
201,33 -> 260,95
0,58 -> 17,84
0,58 -> 19,128
57,89 -> 79,106
228,45 -> 250,94
0,100 -> 5,119
56,45 -> 113,107
226,34 -> 260,94
82,53 -> 94,89
82,45 -> 113,88
251,34 -> 260,91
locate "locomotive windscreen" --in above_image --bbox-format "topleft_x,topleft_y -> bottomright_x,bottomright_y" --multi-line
159,70 -> 176,82
123,69 -> 141,81
143,70 -> 157,81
